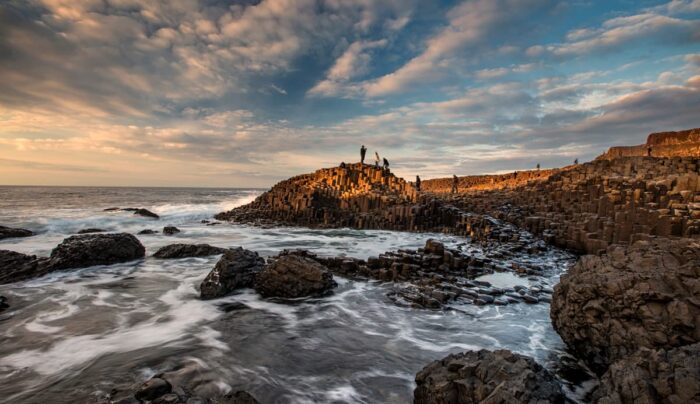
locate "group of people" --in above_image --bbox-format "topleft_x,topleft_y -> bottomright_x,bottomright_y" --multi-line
360,145 -> 390,170
358,145 -> 459,194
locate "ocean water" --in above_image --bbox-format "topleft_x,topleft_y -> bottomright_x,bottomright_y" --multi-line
0,186 -> 591,403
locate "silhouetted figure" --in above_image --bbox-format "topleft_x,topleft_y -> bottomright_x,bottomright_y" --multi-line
360,145 -> 367,164
574,158 -> 579,165
451,175 -> 458,194
375,151 -> 380,168
340,162 -> 346,168
415,175 -> 421,192
383,158 -> 390,171
536,163 -> 540,170
647,146 -> 652,157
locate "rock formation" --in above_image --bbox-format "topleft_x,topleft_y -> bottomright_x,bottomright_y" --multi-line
48,233 -> 146,271
597,128 -> 700,160
163,226 -> 181,235
551,238 -> 700,375
593,343 -> 700,404
200,248 -> 265,299
0,225 -> 33,240
414,349 -> 565,404
153,244 -> 227,259
254,254 -> 336,298
1,233 -> 146,284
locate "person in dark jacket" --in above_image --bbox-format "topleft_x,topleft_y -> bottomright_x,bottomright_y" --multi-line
360,145 -> 367,164
383,158 -> 390,171
451,175 -> 458,193
415,175 -> 421,192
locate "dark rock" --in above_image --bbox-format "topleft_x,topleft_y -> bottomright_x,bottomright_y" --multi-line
135,377 -> 172,401
254,255 -> 336,299
216,391 -> 260,404
0,295 -> 8,311
48,233 -> 145,271
154,244 -> 227,259
0,250 -> 49,284
551,238 -> 700,374
77,228 -> 105,234
424,239 -> 445,256
414,349 -> 565,404
133,208 -> 159,219
200,248 -> 265,299
138,229 -> 158,235
0,225 -> 33,240
163,226 -> 181,235
522,294 -> 539,304
594,343 -> 700,404
153,393 -> 180,404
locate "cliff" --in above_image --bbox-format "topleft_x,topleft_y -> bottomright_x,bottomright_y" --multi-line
420,169 -> 558,193
596,128 -> 700,160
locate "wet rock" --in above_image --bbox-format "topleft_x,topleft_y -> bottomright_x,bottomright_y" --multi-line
0,225 -> 33,240
254,255 -> 336,299
48,233 -> 146,271
522,294 -> 539,304
163,226 -> 181,235
77,228 -> 105,234
551,238 -> 700,374
132,208 -> 159,219
594,343 -> 700,404
200,248 -> 265,299
154,244 -> 227,259
424,239 -> 445,256
134,377 -> 172,401
216,391 -> 260,404
414,349 -> 565,404
0,295 -> 8,311
0,250 -> 49,284
138,229 -> 158,235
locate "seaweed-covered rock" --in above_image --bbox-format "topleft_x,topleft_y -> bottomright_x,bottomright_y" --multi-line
551,238 -> 700,374
414,349 -> 565,404
594,343 -> 700,404
48,233 -> 145,270
254,255 -> 336,298
154,244 -> 227,259
200,248 -> 265,299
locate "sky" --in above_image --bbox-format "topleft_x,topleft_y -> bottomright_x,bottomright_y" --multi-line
1,0 -> 699,187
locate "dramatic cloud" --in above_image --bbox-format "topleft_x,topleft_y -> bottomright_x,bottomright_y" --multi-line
1,0 -> 699,186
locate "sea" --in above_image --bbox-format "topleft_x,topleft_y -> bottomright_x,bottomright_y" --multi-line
0,186 -> 593,403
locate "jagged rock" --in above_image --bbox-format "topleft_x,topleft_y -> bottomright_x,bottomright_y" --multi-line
200,248 -> 265,299
163,226 -> 181,235
551,238 -> 700,374
254,255 -> 336,299
593,343 -> 700,404
48,233 -> 146,271
414,349 -> 565,404
134,377 -> 172,401
0,225 -> 33,240
0,250 -> 49,284
138,229 -> 158,235
77,228 -> 105,234
153,244 -> 227,259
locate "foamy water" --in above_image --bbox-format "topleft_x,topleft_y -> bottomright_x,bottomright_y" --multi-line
0,186 -> 591,403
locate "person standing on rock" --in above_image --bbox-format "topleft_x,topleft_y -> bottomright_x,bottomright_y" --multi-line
360,145 -> 367,164
416,175 -> 421,192
647,146 -> 652,157
383,158 -> 390,171
452,175 -> 458,194
375,152 -> 380,168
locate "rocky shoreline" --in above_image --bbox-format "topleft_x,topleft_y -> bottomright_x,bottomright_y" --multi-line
2,129 -> 699,403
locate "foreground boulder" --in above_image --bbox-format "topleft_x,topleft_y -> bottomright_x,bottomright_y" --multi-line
154,244 -> 227,259
200,248 -> 265,299
0,250 -> 49,284
0,225 -> 33,240
551,238 -> 700,374
254,255 -> 336,298
594,343 -> 700,404
414,349 -> 565,403
48,233 -> 146,270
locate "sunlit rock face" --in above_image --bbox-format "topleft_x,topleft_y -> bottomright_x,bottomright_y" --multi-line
597,128 -> 700,160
